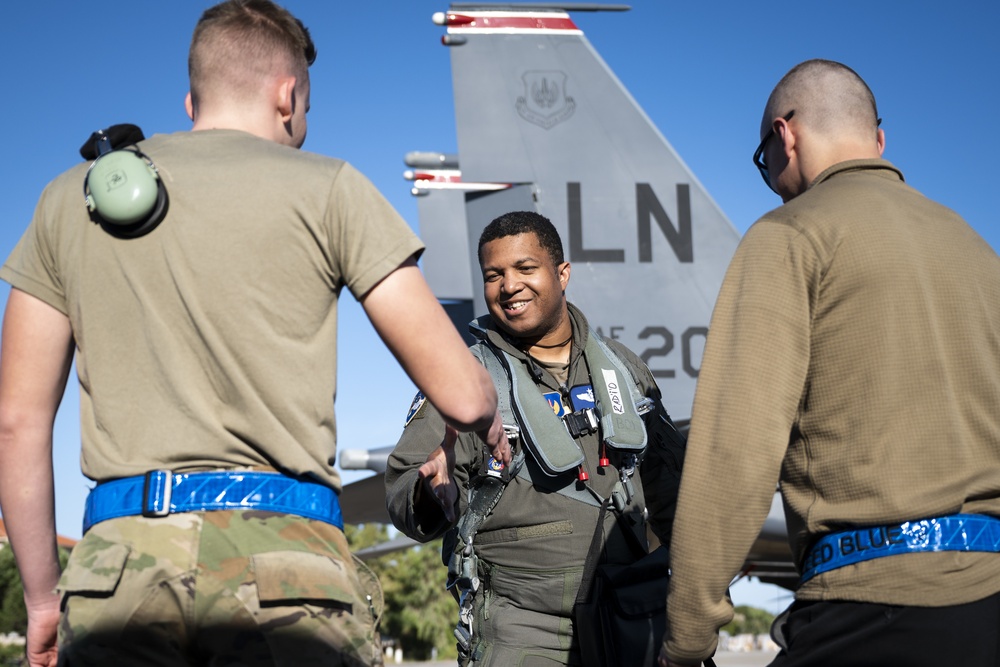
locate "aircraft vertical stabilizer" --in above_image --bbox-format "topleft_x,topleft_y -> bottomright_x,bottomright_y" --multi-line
354,6 -> 795,586
415,4 -> 741,418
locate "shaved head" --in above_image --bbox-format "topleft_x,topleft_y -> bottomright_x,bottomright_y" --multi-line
764,59 -> 879,144
189,0 -> 316,113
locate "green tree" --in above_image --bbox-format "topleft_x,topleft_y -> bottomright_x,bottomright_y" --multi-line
376,541 -> 455,660
345,526 -> 456,661
0,546 -> 71,637
0,643 -> 26,667
345,523 -> 390,552
0,547 -> 26,635
721,605 -> 775,636
0,544 -> 72,666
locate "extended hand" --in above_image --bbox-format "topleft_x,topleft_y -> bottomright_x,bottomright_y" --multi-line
417,426 -> 460,522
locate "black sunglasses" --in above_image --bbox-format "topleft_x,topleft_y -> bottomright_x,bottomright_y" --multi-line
753,110 -> 795,193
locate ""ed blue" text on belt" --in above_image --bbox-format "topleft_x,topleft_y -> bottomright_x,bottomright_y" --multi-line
83,470 -> 343,533
801,513 -> 1000,582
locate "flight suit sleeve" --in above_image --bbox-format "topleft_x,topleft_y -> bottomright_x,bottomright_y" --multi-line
608,341 -> 686,550
384,392 -> 478,542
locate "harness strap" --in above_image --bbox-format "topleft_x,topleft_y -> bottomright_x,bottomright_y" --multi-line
447,445 -> 526,664
452,321 -> 650,663
469,320 -> 649,475
585,333 -> 647,451
478,337 -> 585,473
470,344 -> 517,441
575,498 -> 613,607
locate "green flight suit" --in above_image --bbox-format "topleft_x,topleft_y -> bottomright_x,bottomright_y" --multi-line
385,304 -> 685,666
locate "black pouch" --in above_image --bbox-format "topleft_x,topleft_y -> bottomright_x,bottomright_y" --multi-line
573,513 -> 718,667
574,542 -> 669,666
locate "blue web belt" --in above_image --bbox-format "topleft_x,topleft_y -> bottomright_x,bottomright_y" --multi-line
801,513 -> 1000,583
82,470 -> 343,533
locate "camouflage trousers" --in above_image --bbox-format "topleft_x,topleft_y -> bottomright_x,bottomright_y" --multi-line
57,511 -> 384,667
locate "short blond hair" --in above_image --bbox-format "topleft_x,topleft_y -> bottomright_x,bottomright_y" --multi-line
188,0 -> 316,111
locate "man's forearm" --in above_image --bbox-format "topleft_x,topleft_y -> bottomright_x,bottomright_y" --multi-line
0,427 -> 62,602
362,260 -> 499,432
0,289 -> 75,606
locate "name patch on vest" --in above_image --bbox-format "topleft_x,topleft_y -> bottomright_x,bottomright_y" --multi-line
602,369 -> 625,414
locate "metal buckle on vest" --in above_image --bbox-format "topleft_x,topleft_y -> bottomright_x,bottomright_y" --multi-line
142,469 -> 172,518
619,454 -> 638,503
635,397 -> 654,416
564,407 -> 598,438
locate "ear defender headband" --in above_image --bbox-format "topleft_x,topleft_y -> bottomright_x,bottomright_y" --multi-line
81,124 -> 169,239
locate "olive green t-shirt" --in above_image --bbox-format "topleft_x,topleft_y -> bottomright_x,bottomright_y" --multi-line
1,130 -> 424,491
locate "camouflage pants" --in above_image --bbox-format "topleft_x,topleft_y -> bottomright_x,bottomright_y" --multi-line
57,511 -> 383,667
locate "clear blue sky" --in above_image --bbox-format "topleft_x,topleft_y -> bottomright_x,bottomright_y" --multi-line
2,1 -> 997,612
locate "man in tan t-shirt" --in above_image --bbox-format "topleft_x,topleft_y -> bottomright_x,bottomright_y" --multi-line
661,59 -> 1000,667
0,2 -> 508,666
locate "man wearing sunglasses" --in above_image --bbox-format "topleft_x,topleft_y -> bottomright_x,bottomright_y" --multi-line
661,59 -> 1000,666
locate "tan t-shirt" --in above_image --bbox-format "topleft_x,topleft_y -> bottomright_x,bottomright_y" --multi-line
1,130 -> 423,491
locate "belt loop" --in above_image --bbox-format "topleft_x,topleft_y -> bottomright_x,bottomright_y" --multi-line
142,470 -> 172,518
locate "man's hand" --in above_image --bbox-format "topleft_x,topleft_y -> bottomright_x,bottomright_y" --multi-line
25,594 -> 60,667
658,647 -> 700,667
476,408 -> 511,466
417,426 -> 460,523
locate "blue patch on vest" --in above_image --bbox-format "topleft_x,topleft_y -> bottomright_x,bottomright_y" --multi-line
485,456 -> 506,478
569,384 -> 594,411
404,391 -> 426,426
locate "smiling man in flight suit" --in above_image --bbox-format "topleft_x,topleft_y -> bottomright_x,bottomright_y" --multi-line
387,211 -> 686,666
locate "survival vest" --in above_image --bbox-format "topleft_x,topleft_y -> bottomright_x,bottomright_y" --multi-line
448,318 -> 654,664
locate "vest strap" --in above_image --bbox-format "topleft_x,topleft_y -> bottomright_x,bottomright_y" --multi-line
585,333 -> 647,452
470,320 -> 647,476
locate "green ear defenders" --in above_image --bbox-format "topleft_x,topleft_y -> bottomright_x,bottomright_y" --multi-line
82,125 -> 169,239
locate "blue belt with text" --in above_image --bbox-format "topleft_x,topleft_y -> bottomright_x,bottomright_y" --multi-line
801,513 -> 1000,582
83,470 -> 343,533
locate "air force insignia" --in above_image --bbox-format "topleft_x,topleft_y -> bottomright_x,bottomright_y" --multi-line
404,391 -> 427,426
515,70 -> 576,130
543,391 -> 567,417
485,456 -> 506,479
569,384 -> 595,411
